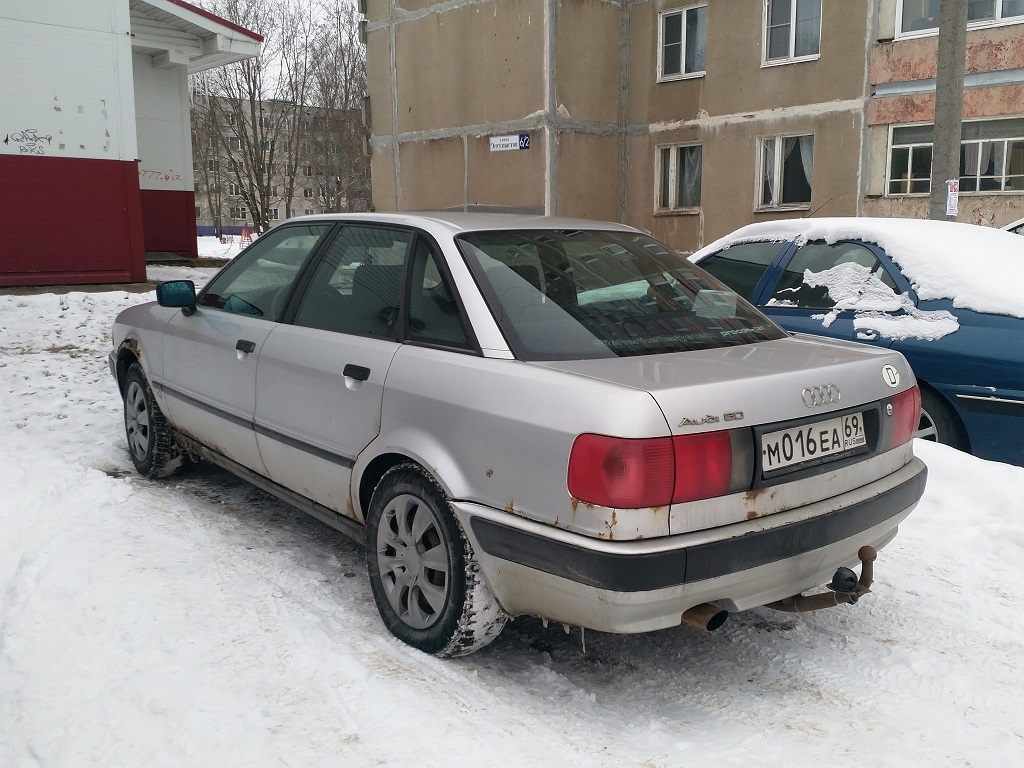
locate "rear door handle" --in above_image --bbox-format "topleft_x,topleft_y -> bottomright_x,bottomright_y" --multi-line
343,364 -> 370,381
854,328 -> 880,341
235,339 -> 256,353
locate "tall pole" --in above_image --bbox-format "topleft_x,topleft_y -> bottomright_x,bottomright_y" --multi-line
929,0 -> 969,220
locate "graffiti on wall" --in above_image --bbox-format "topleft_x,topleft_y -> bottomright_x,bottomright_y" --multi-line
3,129 -> 53,155
139,169 -> 183,182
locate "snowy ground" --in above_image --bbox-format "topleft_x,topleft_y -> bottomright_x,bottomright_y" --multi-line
1,263 -> 1022,767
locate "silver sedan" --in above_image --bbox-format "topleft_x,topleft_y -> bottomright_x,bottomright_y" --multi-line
110,212 -> 926,656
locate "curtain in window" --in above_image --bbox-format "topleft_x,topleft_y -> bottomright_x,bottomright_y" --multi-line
794,0 -> 821,57
684,6 -> 708,73
679,146 -> 702,207
762,139 -> 777,205
798,135 -> 814,185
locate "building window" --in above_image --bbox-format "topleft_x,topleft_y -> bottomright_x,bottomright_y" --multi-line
302,165 -> 313,176
758,134 -> 813,208
304,188 -> 313,198
764,0 -> 821,64
230,206 -> 247,220
658,5 -> 707,81
261,115 -> 271,128
267,185 -> 278,197
207,159 -> 219,172
268,208 -> 279,220
228,160 -> 241,172
228,115 -> 237,127
304,208 -> 314,216
228,182 -> 243,196
263,140 -> 274,151
195,206 -> 201,219
228,136 -> 242,151
656,143 -> 703,210
898,0 -> 1024,34
887,118 -> 1024,195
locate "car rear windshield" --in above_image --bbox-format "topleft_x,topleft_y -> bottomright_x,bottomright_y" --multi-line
457,229 -> 786,360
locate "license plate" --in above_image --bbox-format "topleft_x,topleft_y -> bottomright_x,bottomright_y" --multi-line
762,413 -> 867,473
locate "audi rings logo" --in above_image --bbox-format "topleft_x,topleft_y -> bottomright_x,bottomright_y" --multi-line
802,384 -> 841,407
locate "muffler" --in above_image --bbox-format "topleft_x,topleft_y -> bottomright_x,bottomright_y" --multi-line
682,602 -> 729,631
766,546 -> 877,614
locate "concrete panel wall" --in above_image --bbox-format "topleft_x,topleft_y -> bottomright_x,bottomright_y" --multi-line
555,0 -> 621,125
365,27 -> 394,136
400,138 -> 466,210
395,0 -> 546,133
555,132 -> 618,220
371,144 -> 398,211
466,132 -> 545,210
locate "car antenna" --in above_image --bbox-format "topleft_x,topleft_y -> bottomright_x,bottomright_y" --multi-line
805,197 -> 834,218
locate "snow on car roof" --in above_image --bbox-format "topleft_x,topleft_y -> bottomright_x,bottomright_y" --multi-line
692,217 -> 1024,319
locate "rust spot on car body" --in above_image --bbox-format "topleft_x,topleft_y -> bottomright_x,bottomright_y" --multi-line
504,499 -> 525,517
650,505 -> 668,515
744,487 -> 776,519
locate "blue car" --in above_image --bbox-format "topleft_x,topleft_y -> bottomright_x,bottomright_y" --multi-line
693,217 -> 1024,466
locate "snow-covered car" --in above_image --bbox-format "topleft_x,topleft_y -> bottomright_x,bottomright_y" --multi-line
692,218 -> 1024,466
110,212 -> 926,656
1002,216 -> 1024,235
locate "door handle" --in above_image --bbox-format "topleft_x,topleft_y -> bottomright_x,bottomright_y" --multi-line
343,364 -> 370,381
854,329 -> 880,341
235,339 -> 256,353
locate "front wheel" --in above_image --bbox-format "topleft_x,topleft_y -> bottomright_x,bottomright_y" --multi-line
123,363 -> 184,478
365,464 -> 507,657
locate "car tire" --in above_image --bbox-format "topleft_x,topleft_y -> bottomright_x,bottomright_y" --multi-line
123,363 -> 184,478
918,387 -> 969,452
366,464 -> 507,657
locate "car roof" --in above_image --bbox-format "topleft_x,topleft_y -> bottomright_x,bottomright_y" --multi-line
281,211 -> 641,235
691,217 -> 1024,320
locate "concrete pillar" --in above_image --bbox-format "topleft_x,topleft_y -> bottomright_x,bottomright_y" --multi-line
929,0 -> 968,220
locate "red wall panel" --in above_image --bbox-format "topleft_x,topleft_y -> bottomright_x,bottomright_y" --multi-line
140,189 -> 199,259
1,155 -> 147,287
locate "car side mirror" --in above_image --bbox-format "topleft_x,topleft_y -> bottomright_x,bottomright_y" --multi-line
156,280 -> 197,316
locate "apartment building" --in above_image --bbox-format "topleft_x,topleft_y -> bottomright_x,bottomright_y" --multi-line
363,0 -> 1024,252
190,97 -> 371,236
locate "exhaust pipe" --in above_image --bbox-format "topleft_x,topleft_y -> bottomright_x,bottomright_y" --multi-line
767,546 -> 878,614
682,602 -> 729,631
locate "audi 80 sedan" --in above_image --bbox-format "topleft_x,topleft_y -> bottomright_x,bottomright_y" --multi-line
110,213 -> 926,657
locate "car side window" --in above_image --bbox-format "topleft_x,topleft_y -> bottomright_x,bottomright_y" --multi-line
769,241 -> 898,309
408,238 -> 472,349
198,224 -> 331,320
697,241 -> 785,299
292,225 -> 412,338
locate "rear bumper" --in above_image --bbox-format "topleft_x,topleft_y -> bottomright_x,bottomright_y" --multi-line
453,457 -> 926,633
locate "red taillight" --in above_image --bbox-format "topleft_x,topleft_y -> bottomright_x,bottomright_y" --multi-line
888,385 -> 921,449
672,431 -> 734,503
568,431 -> 743,509
567,435 -> 675,509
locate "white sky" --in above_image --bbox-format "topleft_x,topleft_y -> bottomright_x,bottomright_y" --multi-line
2,257 -> 1022,766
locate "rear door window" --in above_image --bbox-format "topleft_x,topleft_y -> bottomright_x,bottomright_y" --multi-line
768,241 -> 899,309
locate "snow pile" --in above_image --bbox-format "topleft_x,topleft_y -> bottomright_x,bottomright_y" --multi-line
1,262 -> 1023,767
692,217 -> 1024,319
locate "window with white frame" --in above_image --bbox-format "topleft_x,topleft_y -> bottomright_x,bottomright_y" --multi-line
302,165 -> 313,176
268,208 -> 279,220
267,185 -> 278,197
228,182 -> 243,196
261,115 -> 271,128
658,5 -> 707,81
764,0 -> 821,63
887,118 -> 1024,195
898,0 -> 1024,34
230,206 -> 247,220
758,134 -> 814,207
304,188 -> 313,198
304,208 -> 314,216
656,143 -> 703,210
207,159 -> 219,172
228,136 -> 241,151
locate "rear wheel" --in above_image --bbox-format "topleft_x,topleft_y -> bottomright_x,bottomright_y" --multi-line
365,464 -> 507,657
123,363 -> 184,478
917,387 -> 969,452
